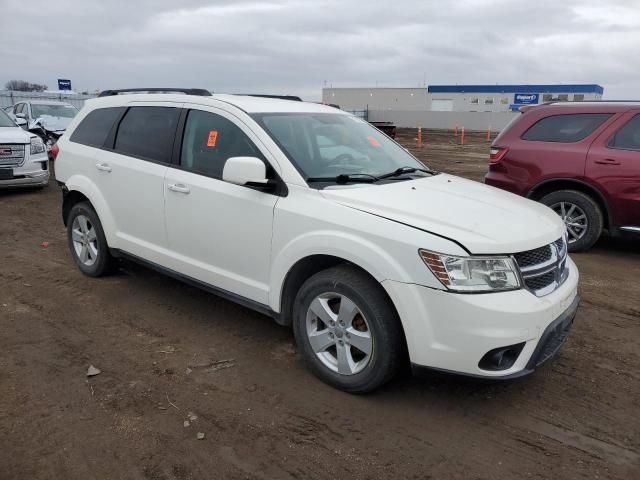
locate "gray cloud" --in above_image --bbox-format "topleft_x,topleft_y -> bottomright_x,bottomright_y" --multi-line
1,0 -> 638,99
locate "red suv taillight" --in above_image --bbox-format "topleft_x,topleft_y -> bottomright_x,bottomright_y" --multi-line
51,143 -> 59,161
489,146 -> 508,164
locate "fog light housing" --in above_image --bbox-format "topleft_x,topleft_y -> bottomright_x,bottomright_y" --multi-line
478,342 -> 525,371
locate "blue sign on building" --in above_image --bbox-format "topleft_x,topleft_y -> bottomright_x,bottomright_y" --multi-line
57,79 -> 72,91
513,93 -> 539,105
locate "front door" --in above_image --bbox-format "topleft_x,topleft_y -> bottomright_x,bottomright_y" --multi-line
163,107 -> 279,304
586,110 -> 640,230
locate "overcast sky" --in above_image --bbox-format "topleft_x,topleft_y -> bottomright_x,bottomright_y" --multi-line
1,0 -> 638,99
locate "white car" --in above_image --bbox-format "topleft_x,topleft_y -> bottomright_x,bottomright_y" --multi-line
9,100 -> 78,154
54,89 -> 580,392
0,109 -> 49,187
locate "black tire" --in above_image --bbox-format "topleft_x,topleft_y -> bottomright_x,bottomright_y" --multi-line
540,190 -> 603,252
292,265 -> 405,393
66,202 -> 115,277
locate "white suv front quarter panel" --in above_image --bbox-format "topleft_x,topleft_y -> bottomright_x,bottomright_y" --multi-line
268,183 -> 468,312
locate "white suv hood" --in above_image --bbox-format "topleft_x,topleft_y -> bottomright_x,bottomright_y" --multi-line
321,174 -> 565,254
0,126 -> 30,144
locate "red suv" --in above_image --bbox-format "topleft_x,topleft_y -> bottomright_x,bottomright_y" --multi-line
485,102 -> 640,252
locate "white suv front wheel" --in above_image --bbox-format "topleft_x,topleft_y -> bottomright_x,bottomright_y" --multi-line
293,265 -> 405,393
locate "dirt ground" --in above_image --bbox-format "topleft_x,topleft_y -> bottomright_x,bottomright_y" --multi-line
1,130 -> 638,480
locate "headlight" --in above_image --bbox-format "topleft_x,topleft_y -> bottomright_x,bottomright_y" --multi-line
30,137 -> 45,155
419,249 -> 521,292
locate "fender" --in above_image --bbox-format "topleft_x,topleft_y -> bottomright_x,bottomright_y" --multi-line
268,229 -> 422,313
63,174 -> 118,247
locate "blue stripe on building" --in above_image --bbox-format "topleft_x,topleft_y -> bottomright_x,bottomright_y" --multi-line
427,84 -> 604,95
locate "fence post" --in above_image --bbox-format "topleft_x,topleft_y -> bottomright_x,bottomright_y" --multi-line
487,125 -> 491,142
454,124 -> 458,137
460,127 -> 465,146
417,126 -> 422,148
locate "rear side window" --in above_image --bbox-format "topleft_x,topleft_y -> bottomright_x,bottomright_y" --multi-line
114,107 -> 180,163
70,107 -> 124,148
609,114 -> 640,151
522,113 -> 612,143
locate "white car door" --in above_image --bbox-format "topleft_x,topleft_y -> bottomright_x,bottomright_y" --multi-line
163,106 -> 280,304
92,102 -> 182,263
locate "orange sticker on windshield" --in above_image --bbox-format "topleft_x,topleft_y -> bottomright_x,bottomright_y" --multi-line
207,130 -> 218,147
367,136 -> 381,147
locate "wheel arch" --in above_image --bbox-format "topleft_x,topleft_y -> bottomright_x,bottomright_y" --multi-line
527,178 -> 612,229
275,254 -> 405,343
61,176 -> 117,244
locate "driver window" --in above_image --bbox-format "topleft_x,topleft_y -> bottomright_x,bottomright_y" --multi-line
180,110 -> 264,179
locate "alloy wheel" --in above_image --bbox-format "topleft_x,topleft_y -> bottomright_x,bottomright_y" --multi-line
71,214 -> 99,266
305,292 -> 373,375
551,201 -> 588,244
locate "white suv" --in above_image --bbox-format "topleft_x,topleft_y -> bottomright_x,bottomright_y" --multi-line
55,89 -> 580,392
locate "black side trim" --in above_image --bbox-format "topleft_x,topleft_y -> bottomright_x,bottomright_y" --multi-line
411,362 -> 533,381
411,294 -> 580,381
343,205 -> 472,255
110,249 -> 284,325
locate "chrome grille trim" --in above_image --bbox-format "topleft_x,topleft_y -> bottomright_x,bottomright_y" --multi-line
0,144 -> 26,167
513,237 -> 569,297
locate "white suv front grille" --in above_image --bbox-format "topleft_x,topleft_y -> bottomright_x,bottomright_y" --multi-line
514,237 -> 569,297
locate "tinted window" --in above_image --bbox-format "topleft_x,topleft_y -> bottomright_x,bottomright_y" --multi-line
522,113 -> 612,143
609,114 -> 640,151
70,107 -> 125,148
114,107 -> 180,163
180,110 -> 263,178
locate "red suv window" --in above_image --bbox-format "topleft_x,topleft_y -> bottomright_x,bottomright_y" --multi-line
608,114 -> 640,151
522,113 -> 612,143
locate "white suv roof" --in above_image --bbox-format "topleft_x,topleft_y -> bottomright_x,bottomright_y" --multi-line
86,93 -> 342,114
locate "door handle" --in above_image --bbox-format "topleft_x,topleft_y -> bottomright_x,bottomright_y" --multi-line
167,183 -> 191,194
95,163 -> 112,172
594,158 -> 621,165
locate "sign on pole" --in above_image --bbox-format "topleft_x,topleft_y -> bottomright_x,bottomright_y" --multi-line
58,79 -> 72,91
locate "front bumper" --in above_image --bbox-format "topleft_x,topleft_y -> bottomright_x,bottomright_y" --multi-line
381,256 -> 580,378
0,153 -> 49,188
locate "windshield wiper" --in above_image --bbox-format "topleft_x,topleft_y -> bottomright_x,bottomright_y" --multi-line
306,173 -> 379,184
377,166 -> 437,180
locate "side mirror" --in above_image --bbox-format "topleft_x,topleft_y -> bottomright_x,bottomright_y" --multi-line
223,156 -> 268,186
15,112 -> 26,119
14,114 -> 27,127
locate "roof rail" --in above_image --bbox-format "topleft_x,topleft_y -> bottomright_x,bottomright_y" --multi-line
237,94 -> 303,101
98,88 -> 212,97
542,100 -> 640,105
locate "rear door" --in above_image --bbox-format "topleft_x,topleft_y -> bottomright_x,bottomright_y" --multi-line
93,102 -> 182,262
163,106 -> 279,304
586,110 -> 640,230
496,111 -> 615,195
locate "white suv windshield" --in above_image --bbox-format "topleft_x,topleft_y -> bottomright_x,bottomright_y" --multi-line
31,104 -> 78,119
252,112 -> 425,182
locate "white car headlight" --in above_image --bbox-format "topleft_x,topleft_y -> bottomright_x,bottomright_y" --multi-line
419,249 -> 521,293
30,137 -> 45,155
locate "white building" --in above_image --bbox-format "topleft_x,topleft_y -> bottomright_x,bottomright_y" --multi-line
321,84 -> 605,130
